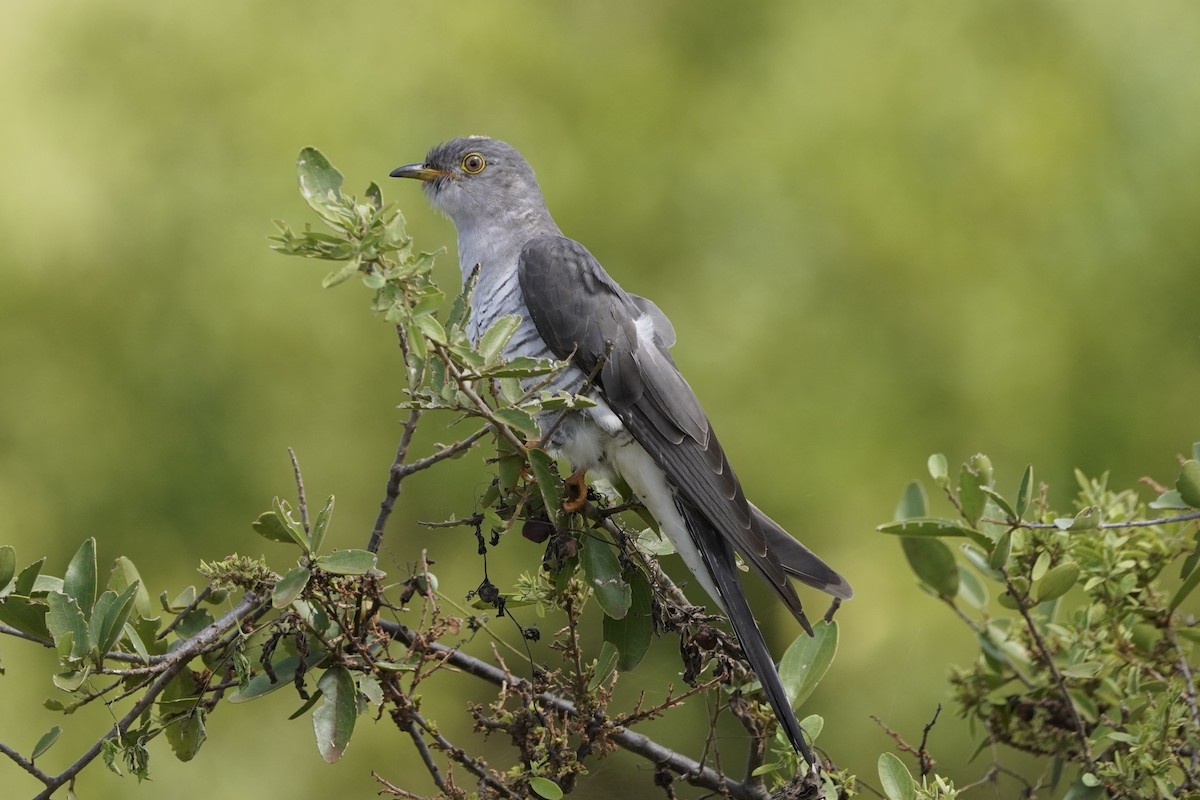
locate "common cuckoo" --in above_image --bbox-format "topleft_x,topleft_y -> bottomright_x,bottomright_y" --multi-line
391,136 -> 852,765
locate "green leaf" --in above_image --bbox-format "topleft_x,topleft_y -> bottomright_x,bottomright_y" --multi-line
14,558 -> 45,596
602,569 -> 653,670
31,726 -> 61,760
63,538 -> 98,617
166,708 -> 207,762
273,567 -> 312,608
1170,561 -> 1200,613
313,550 -> 377,576
958,568 -> 989,609
413,313 -> 447,344
989,529 -> 1013,570
321,255 -> 361,288
1149,489 -> 1189,510
228,655 -> 311,703
276,499 -> 311,550
877,752 -> 916,800
0,546 -> 15,595
1031,551 -> 1051,582
52,667 -> 91,692
251,511 -> 292,543
479,355 -> 561,378
877,518 -> 991,549
1035,562 -> 1080,604
174,608 -> 215,639
1177,460 -> 1200,508
900,537 -> 959,598
0,595 -> 50,640
46,591 -> 91,663
588,641 -> 620,691
958,454 -> 994,525
979,486 -> 1016,520
310,496 -> 335,554
894,481 -> 927,521
91,582 -> 139,656
297,147 -> 345,221
1053,507 -> 1100,531
927,454 -> 949,487
778,620 -> 838,709
108,557 -> 152,619
580,535 -> 631,619
479,315 -> 522,364
313,666 -> 357,763
529,777 -> 564,800
528,448 -> 563,516
1016,465 -> 1034,518
365,181 -> 383,210
1062,661 -> 1103,679
493,407 -> 540,439
800,713 -> 824,742
161,670 -> 206,761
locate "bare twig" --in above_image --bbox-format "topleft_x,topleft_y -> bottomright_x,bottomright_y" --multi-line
382,620 -> 770,800
916,704 -> 941,777
288,446 -> 310,533
0,740 -> 53,785
404,719 -> 448,793
410,708 -> 521,799
985,509 -> 1200,531
367,405 -> 425,555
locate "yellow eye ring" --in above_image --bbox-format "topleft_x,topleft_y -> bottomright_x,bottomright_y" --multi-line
461,153 -> 486,174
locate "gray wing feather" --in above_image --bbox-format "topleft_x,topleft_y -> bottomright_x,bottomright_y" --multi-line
518,233 -> 851,615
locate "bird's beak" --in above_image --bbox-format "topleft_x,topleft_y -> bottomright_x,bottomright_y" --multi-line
389,163 -> 449,181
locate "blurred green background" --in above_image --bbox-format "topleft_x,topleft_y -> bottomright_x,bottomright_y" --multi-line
2,1 -> 1198,797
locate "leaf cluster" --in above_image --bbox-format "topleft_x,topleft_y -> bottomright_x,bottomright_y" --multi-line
878,447 -> 1200,798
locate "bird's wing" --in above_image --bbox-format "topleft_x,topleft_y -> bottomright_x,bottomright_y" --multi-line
518,234 -> 849,611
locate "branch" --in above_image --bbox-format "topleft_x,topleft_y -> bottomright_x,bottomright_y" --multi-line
1000,567 -> 1095,770
25,592 -> 265,800
382,620 -> 770,800
987,509 -> 1200,531
367,405 -> 425,554
0,740 -> 53,785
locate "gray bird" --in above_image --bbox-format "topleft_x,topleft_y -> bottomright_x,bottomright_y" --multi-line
391,136 -> 852,765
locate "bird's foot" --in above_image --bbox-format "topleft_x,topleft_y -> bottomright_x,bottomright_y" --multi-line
562,467 -> 588,513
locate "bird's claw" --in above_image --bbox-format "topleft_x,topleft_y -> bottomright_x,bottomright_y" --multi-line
562,468 -> 588,513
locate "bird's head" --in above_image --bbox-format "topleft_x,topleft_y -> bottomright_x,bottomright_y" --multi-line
390,136 -> 550,230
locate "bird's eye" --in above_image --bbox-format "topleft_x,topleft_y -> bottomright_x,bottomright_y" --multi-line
461,153 -> 486,174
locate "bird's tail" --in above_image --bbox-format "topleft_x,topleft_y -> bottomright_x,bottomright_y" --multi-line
750,502 -> 853,601
677,498 -> 816,769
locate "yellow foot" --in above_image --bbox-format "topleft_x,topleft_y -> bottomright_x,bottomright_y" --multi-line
563,468 -> 588,513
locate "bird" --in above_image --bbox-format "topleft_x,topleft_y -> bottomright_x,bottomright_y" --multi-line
390,136 -> 852,767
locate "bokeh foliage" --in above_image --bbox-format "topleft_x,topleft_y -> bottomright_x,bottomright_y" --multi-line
2,1 -> 1199,797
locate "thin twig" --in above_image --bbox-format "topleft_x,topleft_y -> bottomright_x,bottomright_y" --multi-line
382,620 -> 769,800
404,719 -> 448,792
157,584 -> 214,640
0,740 -> 53,785
367,406 -> 424,555
1001,566 -> 1095,770
985,509 -> 1200,531
410,709 -> 521,800
288,447 -> 310,533
29,592 -> 265,800
916,704 -> 941,777
1167,625 -> 1200,777
434,343 -> 528,454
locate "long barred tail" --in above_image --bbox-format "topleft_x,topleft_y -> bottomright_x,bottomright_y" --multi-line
675,497 -> 816,770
